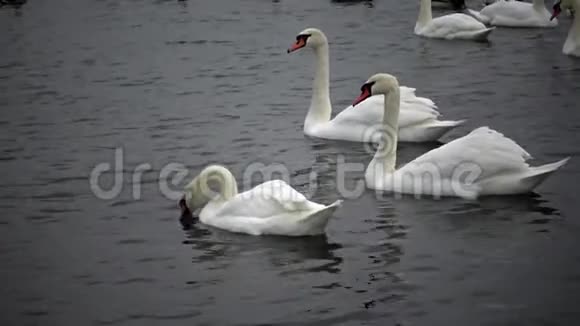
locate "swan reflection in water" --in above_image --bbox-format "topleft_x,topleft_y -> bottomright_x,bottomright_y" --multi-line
331,0 -> 374,8
180,214 -> 343,271
380,191 -> 562,237
475,193 -> 560,219
179,201 -> 408,299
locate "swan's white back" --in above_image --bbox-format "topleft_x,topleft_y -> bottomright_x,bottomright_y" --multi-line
309,93 -> 462,142
198,180 -> 342,236
415,0 -> 494,41
471,0 -> 558,27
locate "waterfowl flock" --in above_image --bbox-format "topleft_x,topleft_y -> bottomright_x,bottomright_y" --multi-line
179,0 -> 574,236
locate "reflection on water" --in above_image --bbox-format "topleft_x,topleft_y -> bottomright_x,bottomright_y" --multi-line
183,217 -> 342,262
331,0 -> 374,8
476,194 -> 560,218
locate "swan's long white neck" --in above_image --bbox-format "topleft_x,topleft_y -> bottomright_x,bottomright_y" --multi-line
566,1 -> 580,51
366,86 -> 400,178
305,43 -> 332,131
417,0 -> 433,30
185,165 -> 238,209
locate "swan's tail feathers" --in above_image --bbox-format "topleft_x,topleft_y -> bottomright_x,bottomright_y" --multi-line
467,9 -> 490,24
400,86 -> 437,108
472,27 -> 495,42
521,157 -> 570,191
299,200 -> 342,235
399,86 -> 417,98
430,119 -> 466,128
404,96 -> 437,109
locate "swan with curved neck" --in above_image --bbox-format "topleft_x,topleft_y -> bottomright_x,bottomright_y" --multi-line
551,0 -> 580,57
353,73 -> 569,199
179,165 -> 342,236
287,28 -> 464,143
415,0 -> 495,41
469,0 -> 558,28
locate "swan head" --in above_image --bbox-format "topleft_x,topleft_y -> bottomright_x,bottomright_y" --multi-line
180,175 -> 212,215
550,0 -> 573,20
287,28 -> 328,53
353,73 -> 399,106
180,165 -> 237,215
179,196 -> 194,227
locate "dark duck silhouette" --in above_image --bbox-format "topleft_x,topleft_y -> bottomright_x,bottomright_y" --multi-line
179,197 -> 195,230
0,0 -> 27,9
432,0 -> 466,10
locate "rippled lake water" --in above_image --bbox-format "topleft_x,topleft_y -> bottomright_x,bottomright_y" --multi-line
1,0 -> 580,325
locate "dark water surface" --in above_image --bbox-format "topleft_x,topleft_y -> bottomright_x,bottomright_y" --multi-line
1,0 -> 580,325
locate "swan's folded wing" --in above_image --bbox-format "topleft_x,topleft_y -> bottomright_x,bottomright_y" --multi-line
217,180 -> 320,219
480,1 -> 532,21
429,13 -> 487,35
331,95 -> 440,129
398,102 -> 440,128
398,127 -> 531,181
400,86 -> 417,99
331,95 -> 383,125
400,86 -> 436,108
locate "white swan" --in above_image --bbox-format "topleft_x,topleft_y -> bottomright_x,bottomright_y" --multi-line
287,28 -> 464,143
179,165 -> 342,236
469,0 -> 558,27
550,0 -> 580,57
352,73 -> 569,199
415,0 -> 495,41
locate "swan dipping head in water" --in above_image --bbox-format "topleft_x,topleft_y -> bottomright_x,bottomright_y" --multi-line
178,165 -> 342,236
